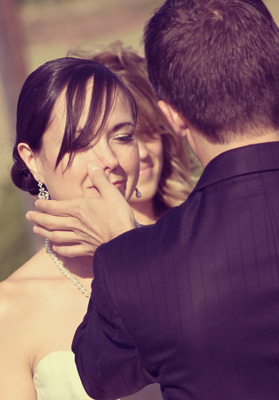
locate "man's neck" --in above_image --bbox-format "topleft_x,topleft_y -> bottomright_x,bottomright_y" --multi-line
193,130 -> 279,168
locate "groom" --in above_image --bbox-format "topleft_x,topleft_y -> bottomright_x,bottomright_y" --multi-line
28,0 -> 279,399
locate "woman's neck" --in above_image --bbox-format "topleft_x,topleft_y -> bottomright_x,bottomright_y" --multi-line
130,200 -> 158,226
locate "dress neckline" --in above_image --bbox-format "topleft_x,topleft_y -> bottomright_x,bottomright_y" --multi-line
34,350 -> 74,375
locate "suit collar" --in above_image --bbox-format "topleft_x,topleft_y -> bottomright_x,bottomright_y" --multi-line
193,142 -> 279,193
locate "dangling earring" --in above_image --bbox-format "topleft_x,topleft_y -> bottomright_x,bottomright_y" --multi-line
38,178 -> 50,200
135,187 -> 142,199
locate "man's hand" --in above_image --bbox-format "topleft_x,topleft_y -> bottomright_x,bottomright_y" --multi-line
26,165 -> 136,258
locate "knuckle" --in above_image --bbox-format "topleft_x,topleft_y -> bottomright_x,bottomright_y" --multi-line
72,202 -> 82,217
66,249 -> 76,258
75,218 -> 84,232
58,246 -> 75,259
39,215 -> 52,229
48,200 -> 57,213
74,199 -> 91,220
51,231 -> 61,243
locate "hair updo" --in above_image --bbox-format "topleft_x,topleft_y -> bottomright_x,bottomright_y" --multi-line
11,56 -> 137,195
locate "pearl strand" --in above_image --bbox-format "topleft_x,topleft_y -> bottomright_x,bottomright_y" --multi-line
45,239 -> 91,298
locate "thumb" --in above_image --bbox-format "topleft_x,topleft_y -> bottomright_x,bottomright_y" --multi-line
88,164 -> 118,197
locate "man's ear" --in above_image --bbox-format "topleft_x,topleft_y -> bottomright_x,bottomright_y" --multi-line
17,143 -> 41,182
158,100 -> 189,137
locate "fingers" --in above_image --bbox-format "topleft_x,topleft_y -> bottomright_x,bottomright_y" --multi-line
51,243 -> 97,258
88,164 -> 121,198
26,210 -> 76,231
33,198 -> 82,218
33,199 -> 65,215
32,225 -> 78,244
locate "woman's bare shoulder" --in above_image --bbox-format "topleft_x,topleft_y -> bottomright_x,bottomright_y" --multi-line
0,253 -> 47,400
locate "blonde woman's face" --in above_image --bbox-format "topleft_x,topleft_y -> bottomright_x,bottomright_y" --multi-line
130,133 -> 163,203
33,87 -> 140,202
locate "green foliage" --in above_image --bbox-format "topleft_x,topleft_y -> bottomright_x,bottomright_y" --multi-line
0,180 -> 32,281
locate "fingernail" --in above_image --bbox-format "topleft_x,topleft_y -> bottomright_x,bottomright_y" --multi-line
26,212 -> 32,221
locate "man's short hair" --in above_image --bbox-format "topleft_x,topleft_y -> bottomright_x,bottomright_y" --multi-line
144,0 -> 279,143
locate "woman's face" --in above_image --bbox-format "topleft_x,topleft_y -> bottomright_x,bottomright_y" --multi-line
130,133 -> 163,203
33,85 -> 140,202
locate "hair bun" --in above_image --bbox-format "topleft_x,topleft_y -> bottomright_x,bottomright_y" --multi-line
11,149 -> 38,195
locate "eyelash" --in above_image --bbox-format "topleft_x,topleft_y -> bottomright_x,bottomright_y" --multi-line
74,132 -> 136,155
114,133 -> 136,143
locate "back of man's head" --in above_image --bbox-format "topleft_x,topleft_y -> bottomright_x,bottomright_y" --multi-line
144,0 -> 279,144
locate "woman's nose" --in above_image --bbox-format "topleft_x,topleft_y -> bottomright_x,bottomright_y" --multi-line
91,140 -> 119,171
137,139 -> 149,160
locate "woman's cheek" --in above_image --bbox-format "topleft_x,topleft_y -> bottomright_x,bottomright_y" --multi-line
130,145 -> 140,176
131,149 -> 141,196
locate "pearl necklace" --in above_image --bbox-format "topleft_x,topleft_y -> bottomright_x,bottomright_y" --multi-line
45,238 -> 91,298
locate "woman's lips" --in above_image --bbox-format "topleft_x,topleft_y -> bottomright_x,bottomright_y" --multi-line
139,164 -> 152,177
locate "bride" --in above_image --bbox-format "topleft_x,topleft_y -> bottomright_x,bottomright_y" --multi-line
0,57 -> 139,399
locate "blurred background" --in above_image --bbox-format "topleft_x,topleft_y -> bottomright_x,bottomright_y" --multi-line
0,0 -> 279,281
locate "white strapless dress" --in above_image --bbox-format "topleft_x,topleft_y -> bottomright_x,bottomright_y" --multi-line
33,350 -> 162,400
33,351 -> 93,400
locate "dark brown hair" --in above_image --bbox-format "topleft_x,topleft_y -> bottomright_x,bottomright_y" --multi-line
11,57 -> 136,195
144,0 -> 279,143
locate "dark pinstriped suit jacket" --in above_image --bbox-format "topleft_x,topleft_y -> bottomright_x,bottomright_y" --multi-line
73,142 -> 279,400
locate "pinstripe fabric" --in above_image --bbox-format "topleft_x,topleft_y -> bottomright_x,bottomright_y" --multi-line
73,142 -> 279,400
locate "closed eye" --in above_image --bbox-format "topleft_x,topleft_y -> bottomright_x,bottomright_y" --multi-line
114,132 -> 137,143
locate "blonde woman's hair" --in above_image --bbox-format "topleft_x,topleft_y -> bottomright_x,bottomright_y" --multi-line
68,41 -> 197,218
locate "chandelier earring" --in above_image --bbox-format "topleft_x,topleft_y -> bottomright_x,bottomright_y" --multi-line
135,187 -> 142,199
38,178 -> 50,200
